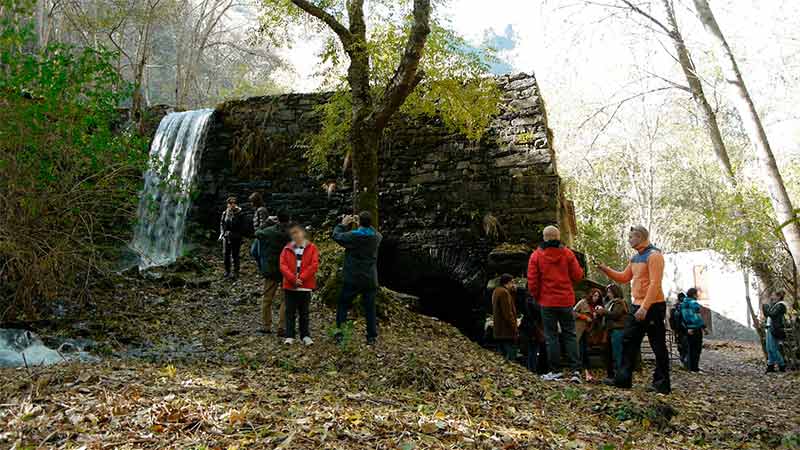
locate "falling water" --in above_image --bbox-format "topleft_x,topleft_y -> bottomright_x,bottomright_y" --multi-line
131,109 -> 214,269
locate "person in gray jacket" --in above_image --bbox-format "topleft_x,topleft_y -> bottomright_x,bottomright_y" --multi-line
332,211 -> 382,344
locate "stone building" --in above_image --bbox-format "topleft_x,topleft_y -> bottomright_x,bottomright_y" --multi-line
186,72 -> 574,337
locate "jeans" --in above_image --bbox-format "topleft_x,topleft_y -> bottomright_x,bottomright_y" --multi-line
766,329 -> 786,367
542,306 -> 580,372
686,330 -> 703,372
285,290 -> 311,339
497,340 -> 517,361
608,328 -> 624,377
336,283 -> 378,339
223,238 -> 242,275
262,278 -> 286,333
615,303 -> 671,393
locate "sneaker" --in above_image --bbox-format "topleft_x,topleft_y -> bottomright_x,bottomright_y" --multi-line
541,372 -> 563,381
302,336 -> 314,346
569,371 -> 582,383
766,365 -> 776,373
366,337 -> 377,346
283,338 -> 295,345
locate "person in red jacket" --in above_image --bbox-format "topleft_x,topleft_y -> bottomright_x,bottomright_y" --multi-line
279,223 -> 320,346
528,225 -> 585,382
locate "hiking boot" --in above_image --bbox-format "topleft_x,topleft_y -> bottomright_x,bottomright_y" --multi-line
541,372 -> 563,381
779,365 -> 787,373
302,336 -> 314,346
766,364 -> 776,373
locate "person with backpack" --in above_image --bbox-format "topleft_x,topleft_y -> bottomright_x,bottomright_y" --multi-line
527,225 -> 584,382
279,223 -> 319,346
669,292 -> 689,369
596,284 -> 628,380
254,211 -> 291,335
492,274 -> 519,361
763,290 -> 789,373
680,288 -> 707,372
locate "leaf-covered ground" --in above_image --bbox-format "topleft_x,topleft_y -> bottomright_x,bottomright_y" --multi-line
2,249 -> 799,449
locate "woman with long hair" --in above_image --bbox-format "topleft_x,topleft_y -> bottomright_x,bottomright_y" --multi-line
574,288 -> 603,381
596,284 -> 628,380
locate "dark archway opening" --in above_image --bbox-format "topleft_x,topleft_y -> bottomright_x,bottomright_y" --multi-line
378,238 -> 487,341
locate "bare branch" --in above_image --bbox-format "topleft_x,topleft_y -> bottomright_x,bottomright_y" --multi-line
290,0 -> 352,46
371,0 -> 432,129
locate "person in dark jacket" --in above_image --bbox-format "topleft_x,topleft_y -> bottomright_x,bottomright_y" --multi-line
279,223 -> 319,346
219,196 -> 245,279
596,284 -> 628,380
492,274 -> 519,361
763,290 -> 789,373
520,296 -> 546,373
669,292 -> 689,369
254,211 -> 291,334
527,225 -> 584,382
680,288 -> 707,372
332,211 -> 383,344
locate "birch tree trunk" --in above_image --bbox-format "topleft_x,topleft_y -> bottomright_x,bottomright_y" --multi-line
691,0 -> 800,275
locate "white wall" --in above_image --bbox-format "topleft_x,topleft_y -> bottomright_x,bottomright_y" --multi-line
663,250 -> 758,341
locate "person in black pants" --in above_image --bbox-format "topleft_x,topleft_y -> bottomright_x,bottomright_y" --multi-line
598,225 -> 671,394
279,223 -> 319,346
680,288 -> 707,372
332,211 -> 383,344
219,196 -> 245,279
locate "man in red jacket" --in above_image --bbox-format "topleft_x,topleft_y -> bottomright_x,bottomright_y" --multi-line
279,223 -> 320,346
528,225 -> 584,382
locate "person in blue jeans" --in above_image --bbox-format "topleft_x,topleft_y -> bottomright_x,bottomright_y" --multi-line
332,211 -> 383,345
763,290 -> 788,373
597,284 -> 628,381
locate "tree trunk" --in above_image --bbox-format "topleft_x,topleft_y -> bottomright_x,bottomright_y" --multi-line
691,0 -> 800,272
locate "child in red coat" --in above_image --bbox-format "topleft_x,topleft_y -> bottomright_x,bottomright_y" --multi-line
279,223 -> 320,346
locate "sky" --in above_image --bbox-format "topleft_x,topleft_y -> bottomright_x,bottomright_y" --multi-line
270,0 -> 800,160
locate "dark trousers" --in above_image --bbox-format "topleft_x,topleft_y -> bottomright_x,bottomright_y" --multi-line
497,339 -> 517,361
542,306 -> 580,372
579,334 -> 591,369
686,330 -> 703,372
676,331 -> 689,369
223,238 -> 242,275
336,283 -> 378,339
615,302 -> 671,393
526,341 -> 543,372
285,290 -> 311,339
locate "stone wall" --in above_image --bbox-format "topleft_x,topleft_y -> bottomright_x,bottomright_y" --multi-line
188,73 -> 568,336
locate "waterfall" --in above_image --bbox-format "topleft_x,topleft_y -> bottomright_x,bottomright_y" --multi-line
131,109 -> 214,269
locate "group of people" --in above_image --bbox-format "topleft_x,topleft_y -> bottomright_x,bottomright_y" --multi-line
218,194 -> 382,345
493,224 -> 673,393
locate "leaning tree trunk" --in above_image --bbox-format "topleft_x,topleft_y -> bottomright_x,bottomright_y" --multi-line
691,0 -> 800,277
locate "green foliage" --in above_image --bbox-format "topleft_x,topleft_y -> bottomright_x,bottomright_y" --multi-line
0,0 -> 146,318
261,1 -> 501,177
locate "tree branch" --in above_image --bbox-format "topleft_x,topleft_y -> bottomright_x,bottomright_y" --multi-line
290,0 -> 352,46
617,0 -> 672,35
371,0 -> 431,129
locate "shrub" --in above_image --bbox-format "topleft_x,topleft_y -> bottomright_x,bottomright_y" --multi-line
0,1 -> 146,319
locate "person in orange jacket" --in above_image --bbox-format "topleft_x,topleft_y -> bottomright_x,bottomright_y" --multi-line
597,225 -> 670,394
279,223 -> 320,346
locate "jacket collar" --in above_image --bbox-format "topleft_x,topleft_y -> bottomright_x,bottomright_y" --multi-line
540,239 -> 562,249
634,239 -> 655,254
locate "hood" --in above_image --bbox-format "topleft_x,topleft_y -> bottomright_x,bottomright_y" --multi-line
283,240 -> 309,251
538,240 -> 567,263
634,239 -> 652,254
